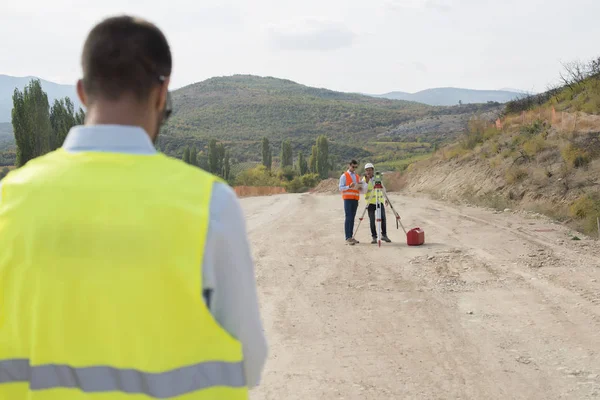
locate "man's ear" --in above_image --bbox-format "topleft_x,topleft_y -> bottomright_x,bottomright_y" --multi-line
156,77 -> 170,112
76,79 -> 88,107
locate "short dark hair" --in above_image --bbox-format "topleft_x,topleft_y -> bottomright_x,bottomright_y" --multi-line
81,15 -> 172,103
349,159 -> 358,165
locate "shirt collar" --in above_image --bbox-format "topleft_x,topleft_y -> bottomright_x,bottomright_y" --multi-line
62,124 -> 157,155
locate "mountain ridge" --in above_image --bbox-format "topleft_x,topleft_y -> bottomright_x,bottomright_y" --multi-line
368,87 -> 525,106
1,73 -> 517,122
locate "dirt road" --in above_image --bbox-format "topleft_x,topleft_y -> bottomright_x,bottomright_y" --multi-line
241,192 -> 600,400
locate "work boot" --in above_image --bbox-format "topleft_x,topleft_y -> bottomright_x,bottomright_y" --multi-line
382,235 -> 392,243
371,237 -> 377,244
346,238 -> 356,245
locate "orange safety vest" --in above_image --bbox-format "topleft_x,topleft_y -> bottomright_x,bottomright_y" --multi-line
341,171 -> 360,200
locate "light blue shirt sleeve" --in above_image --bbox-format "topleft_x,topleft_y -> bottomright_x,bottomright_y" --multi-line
204,182 -> 268,388
339,173 -> 349,191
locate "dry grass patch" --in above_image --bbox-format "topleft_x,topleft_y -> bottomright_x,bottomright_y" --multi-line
569,193 -> 600,235
505,166 -> 528,184
522,135 -> 547,158
561,143 -> 591,169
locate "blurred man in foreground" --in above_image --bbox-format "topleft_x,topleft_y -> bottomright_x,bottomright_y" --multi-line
0,15 -> 267,399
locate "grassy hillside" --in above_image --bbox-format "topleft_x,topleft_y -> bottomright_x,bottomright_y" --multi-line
159,75 -> 429,161
398,60 -> 600,236
158,75 -> 502,166
0,74 -> 504,176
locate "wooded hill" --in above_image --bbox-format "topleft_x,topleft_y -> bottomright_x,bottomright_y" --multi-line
156,75 -> 503,166
0,74 -> 505,173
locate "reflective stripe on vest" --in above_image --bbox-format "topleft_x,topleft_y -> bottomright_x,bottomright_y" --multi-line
0,359 -> 244,397
341,171 -> 360,200
0,148 -> 248,399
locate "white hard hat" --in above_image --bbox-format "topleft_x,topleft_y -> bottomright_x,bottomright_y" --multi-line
364,163 -> 374,169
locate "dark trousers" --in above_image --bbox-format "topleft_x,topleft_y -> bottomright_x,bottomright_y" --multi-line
368,203 -> 387,238
343,199 -> 359,240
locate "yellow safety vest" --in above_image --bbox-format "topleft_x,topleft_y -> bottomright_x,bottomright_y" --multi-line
0,148 -> 248,399
363,178 -> 378,205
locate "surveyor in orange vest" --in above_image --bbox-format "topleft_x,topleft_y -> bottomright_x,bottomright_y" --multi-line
339,159 -> 366,245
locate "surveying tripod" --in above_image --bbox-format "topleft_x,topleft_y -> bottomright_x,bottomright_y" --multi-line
352,171 -> 406,247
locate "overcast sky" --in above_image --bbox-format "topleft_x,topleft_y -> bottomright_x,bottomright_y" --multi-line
1,0 -> 599,94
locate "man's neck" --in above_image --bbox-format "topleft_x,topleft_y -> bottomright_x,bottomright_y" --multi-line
85,102 -> 153,138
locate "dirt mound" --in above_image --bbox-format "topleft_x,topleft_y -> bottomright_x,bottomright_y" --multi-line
310,178 -> 339,194
234,186 -> 286,198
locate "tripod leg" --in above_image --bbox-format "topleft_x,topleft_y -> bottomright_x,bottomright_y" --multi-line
352,204 -> 369,239
382,188 -> 406,234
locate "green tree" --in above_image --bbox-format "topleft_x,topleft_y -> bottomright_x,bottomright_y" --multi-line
0,166 -> 9,180
190,146 -> 197,166
11,89 -> 31,166
316,135 -> 330,179
224,150 -> 231,181
75,108 -> 86,125
280,139 -> 293,168
208,139 -> 219,173
261,137 -> 272,170
217,143 -> 226,176
297,152 -> 308,175
208,139 -> 228,178
309,145 -> 317,173
197,152 -> 209,171
183,146 -> 190,164
11,79 -> 52,166
49,97 -> 77,150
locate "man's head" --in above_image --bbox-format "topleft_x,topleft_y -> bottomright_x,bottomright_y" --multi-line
364,162 -> 374,177
348,159 -> 358,172
76,15 -> 172,142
